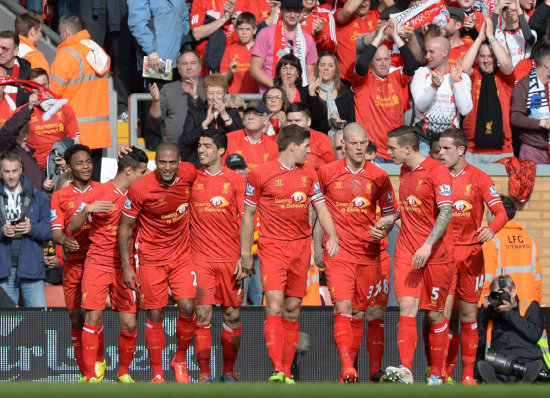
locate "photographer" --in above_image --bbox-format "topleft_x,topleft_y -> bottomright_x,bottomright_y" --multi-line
477,274 -> 549,383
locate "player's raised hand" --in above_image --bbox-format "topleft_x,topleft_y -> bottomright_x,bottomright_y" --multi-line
233,258 -> 249,281
325,235 -> 339,257
85,201 -> 114,214
412,243 -> 432,269
117,145 -> 133,159
123,266 -> 139,291
476,226 -> 495,242
450,58 -> 463,83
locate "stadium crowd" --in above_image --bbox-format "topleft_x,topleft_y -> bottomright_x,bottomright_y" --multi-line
1,0 -> 550,386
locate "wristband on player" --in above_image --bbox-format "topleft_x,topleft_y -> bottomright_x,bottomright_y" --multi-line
488,38 -> 497,44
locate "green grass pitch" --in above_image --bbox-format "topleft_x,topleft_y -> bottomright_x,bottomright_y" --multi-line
1,382 -> 549,398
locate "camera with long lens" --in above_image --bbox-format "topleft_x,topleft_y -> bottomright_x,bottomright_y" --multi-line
488,289 -> 511,307
485,350 -> 550,382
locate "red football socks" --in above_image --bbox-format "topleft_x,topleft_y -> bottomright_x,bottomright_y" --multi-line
460,321 -> 478,380
118,330 -> 137,377
145,320 -> 165,377
367,319 -> 385,376
71,328 -> 86,376
96,325 -> 104,362
428,319 -> 449,378
195,323 -> 212,375
264,316 -> 284,372
221,323 -> 242,375
446,331 -> 460,379
281,319 -> 299,377
350,318 -> 364,364
333,313 -> 353,369
174,313 -> 196,363
82,323 -> 101,380
397,316 -> 417,371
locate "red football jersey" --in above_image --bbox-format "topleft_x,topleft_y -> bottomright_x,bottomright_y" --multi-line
301,7 -> 337,53
0,98 -> 13,127
396,156 -> 454,265
451,163 -> 507,245
50,181 -> 100,265
223,129 -> 279,171
245,160 -> 324,240
220,42 -> 259,94
190,167 -> 246,262
307,129 -> 337,170
27,104 -> 79,168
83,181 -> 127,271
123,163 -> 197,267
318,159 -> 396,260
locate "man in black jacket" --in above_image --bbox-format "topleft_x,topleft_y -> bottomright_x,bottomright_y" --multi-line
477,274 -> 549,383
0,31 -> 31,109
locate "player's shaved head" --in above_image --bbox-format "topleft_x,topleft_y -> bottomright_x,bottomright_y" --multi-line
388,126 -> 420,151
343,123 -> 367,142
431,37 -> 451,56
156,141 -> 180,159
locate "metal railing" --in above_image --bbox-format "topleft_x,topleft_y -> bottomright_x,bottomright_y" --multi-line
127,92 -> 262,147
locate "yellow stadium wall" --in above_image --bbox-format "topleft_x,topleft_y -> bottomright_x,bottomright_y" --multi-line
385,172 -> 549,307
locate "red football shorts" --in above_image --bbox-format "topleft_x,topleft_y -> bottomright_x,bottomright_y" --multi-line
258,236 -> 310,298
136,259 -> 195,309
81,263 -> 137,313
194,260 -> 244,307
324,255 -> 381,310
393,256 -> 454,311
62,261 -> 84,310
374,249 -> 391,306
449,244 -> 485,303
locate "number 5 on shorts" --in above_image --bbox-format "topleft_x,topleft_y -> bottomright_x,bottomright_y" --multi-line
431,287 -> 440,301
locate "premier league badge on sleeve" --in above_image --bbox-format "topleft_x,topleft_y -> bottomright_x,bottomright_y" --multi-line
387,191 -> 393,203
313,182 -> 321,194
77,202 -> 87,213
124,198 -> 132,210
50,209 -> 57,222
489,185 -> 499,197
439,184 -> 452,196
246,183 -> 255,196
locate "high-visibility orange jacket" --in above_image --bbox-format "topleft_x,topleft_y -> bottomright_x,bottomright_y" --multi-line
18,35 -> 50,75
50,29 -> 111,150
480,221 -> 541,312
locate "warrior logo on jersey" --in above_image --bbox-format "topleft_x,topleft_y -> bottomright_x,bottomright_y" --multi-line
489,185 -> 499,197
439,184 -> 452,196
352,197 -> 371,208
453,200 -> 473,212
291,191 -> 307,203
246,182 -> 255,196
210,196 -> 229,207
177,203 -> 188,214
50,209 -> 57,221
406,195 -> 422,206
124,198 -> 131,210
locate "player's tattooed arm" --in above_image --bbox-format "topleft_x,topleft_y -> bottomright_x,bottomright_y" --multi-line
425,204 -> 453,246
119,214 -> 138,290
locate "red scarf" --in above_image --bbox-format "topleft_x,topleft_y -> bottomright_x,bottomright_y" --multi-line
273,18 -> 292,78
4,60 -> 20,110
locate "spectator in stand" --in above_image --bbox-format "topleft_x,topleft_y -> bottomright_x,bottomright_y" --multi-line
300,0 -> 337,53
461,20 -> 515,163
0,92 -> 49,191
528,0 -> 550,39
225,153 -> 249,178
332,129 -> 345,159
149,49 -> 204,144
220,12 -> 260,94
128,0 -> 189,77
180,74 -> 243,168
428,134 -> 442,161
251,0 -> 318,93
334,0 -> 378,85
0,151 -> 51,308
26,68 -> 80,170
411,37 -> 473,155
273,54 -> 309,105
50,14 -> 111,182
224,94 -> 246,121
440,8 -> 474,67
0,67 -> 14,127
14,13 -> 49,75
80,0 -> 133,121
0,31 -> 31,110
263,86 -> 289,136
457,0 -> 485,41
491,0 -> 537,67
511,44 -> 550,164
520,0 -> 536,19
224,100 -> 279,171
285,102 -> 337,170
354,19 -> 417,163
308,50 -> 355,135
